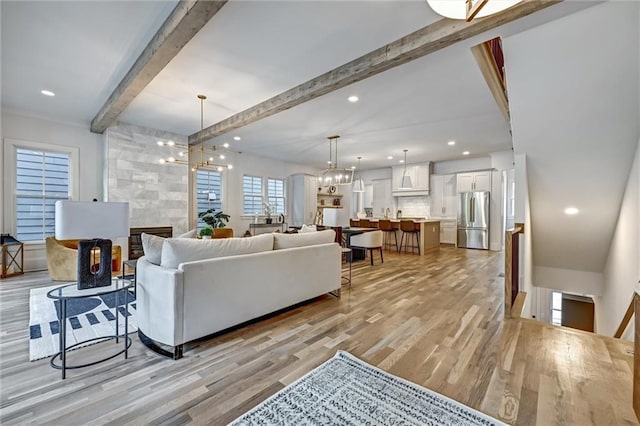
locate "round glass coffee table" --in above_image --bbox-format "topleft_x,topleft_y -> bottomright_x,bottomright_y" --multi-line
47,278 -> 133,379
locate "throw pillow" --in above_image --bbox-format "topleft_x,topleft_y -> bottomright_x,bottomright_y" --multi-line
178,229 -> 197,238
300,224 -> 317,233
141,230 -> 196,265
160,233 -> 274,268
141,233 -> 164,265
273,229 -> 335,250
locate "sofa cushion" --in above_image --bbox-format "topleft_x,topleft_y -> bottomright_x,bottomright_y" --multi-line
160,233 -> 274,268
273,229 -> 335,250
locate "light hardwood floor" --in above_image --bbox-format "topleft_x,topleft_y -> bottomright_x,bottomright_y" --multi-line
1,246 -> 636,425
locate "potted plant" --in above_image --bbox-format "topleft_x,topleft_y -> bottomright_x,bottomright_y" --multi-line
198,208 -> 230,228
199,225 -> 214,239
263,202 -> 274,224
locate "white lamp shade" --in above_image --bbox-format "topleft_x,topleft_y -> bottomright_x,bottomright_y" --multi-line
400,175 -> 413,189
55,201 -> 130,240
426,0 -> 521,20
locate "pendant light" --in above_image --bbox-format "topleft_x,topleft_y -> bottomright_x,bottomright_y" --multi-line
400,149 -> 413,189
353,157 -> 365,193
319,135 -> 354,186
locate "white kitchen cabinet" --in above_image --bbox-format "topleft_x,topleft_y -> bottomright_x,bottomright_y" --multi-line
372,179 -> 393,217
456,171 -> 492,193
287,174 -> 317,227
392,162 -> 432,196
430,174 -> 457,218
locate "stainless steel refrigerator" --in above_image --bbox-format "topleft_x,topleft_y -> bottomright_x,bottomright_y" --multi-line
457,191 -> 490,249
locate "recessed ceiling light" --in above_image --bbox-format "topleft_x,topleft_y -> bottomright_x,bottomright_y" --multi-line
564,207 -> 579,215
157,141 -> 164,146
399,160 -> 404,163
348,95 -> 359,103
41,90 -> 55,97
387,156 -> 393,160
223,142 -> 230,148
233,136 -> 241,141
462,151 -> 470,155
167,140 -> 175,147
448,141 -> 456,146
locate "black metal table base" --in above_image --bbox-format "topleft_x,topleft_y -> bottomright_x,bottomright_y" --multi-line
138,330 -> 184,360
50,335 -> 132,370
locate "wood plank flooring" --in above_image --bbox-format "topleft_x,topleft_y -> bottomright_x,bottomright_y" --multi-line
1,246 -> 636,425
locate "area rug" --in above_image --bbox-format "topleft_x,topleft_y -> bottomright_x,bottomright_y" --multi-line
230,351 -> 504,426
28,284 -> 137,361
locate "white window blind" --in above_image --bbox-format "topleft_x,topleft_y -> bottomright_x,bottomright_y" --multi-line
15,149 -> 70,241
243,175 -> 263,215
267,178 -> 285,214
196,170 -> 222,230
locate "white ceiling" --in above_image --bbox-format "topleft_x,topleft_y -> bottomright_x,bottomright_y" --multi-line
0,0 -> 579,171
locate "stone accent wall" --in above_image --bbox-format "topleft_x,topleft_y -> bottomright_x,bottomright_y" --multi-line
104,123 -> 189,234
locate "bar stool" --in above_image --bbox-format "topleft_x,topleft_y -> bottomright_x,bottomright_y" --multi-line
349,219 -> 360,227
399,220 -> 420,254
378,219 -> 398,252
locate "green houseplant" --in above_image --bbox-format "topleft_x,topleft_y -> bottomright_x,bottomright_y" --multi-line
199,225 -> 214,239
198,208 -> 230,228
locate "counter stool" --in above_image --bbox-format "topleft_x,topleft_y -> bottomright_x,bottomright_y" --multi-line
378,219 -> 398,252
349,219 -> 360,227
341,247 -> 352,287
400,220 -> 420,254
358,219 -> 371,228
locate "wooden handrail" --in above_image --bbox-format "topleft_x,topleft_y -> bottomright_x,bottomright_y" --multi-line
614,293 -> 636,338
504,223 -> 525,318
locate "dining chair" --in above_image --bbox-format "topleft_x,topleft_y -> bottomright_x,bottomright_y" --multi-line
349,230 -> 384,266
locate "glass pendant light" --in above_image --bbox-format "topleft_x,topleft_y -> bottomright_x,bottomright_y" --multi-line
400,149 -> 413,189
353,157 -> 365,193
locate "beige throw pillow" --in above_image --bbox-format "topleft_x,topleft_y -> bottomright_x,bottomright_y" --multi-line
141,230 -> 197,265
160,233 -> 274,268
273,229 -> 335,250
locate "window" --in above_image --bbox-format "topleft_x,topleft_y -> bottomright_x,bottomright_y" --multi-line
196,170 -> 222,230
243,175 -> 263,215
551,291 -> 562,326
15,149 -> 70,241
267,178 -> 285,215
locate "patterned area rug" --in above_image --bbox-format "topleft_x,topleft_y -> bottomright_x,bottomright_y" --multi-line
231,351 -> 504,426
28,284 -> 137,361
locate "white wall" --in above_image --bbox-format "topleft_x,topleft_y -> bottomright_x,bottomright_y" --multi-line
594,139 -> 640,339
434,157 -> 491,175
514,153 -> 534,318
1,109 -> 103,270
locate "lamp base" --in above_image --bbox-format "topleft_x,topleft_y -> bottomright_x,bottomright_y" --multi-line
77,239 -> 112,290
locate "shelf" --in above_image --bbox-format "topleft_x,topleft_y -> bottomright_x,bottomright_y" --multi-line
317,193 -> 343,197
317,205 -> 343,209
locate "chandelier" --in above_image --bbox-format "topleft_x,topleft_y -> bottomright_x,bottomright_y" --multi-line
426,0 -> 521,22
159,94 -> 235,171
319,135 -> 354,186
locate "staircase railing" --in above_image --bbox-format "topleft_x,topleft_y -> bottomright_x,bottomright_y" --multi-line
505,223 -> 524,318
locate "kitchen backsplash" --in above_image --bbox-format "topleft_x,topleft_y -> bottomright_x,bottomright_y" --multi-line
397,197 -> 431,218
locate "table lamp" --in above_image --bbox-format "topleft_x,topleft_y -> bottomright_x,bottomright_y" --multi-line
55,201 -> 129,290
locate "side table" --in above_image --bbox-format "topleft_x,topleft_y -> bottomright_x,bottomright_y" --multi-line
47,278 -> 133,379
341,247 -> 352,287
122,259 -> 138,296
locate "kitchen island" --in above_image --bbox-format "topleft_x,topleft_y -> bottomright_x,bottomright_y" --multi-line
368,218 -> 440,255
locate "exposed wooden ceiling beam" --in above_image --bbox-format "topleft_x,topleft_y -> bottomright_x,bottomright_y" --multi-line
189,0 -> 561,146
90,0 -> 227,134
471,41 -> 510,123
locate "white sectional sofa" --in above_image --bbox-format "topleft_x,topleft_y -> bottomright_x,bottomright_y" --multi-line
136,230 -> 341,359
